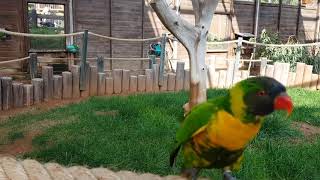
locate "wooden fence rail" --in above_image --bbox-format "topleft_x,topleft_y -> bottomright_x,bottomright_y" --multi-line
0,60 -> 319,111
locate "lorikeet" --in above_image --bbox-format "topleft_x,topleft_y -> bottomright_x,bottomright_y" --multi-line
170,76 -> 293,180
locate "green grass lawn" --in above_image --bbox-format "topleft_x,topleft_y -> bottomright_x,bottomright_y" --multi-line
0,89 -> 319,179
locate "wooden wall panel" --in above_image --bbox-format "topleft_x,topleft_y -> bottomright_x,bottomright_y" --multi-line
74,0 -> 111,68
111,0 -> 143,70
279,6 -> 299,40
0,0 -> 26,69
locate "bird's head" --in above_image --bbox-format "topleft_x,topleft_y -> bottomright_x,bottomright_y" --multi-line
229,76 -> 293,123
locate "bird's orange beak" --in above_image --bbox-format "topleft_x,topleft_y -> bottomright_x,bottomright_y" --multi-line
274,93 -> 293,116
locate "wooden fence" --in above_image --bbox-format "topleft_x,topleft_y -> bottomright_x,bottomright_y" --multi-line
0,60 -> 319,111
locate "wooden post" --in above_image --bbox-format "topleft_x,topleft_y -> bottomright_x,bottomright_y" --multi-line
152,64 -> 160,92
213,71 -> 220,88
80,62 -> 90,97
273,62 -> 283,82
167,73 -> 176,91
160,74 -> 168,91
98,73 -> 106,95
97,56 -> 104,73
294,62 -> 306,87
23,84 -> 33,106
317,74 -> 320,90
241,70 -> 250,80
29,53 -> 38,79
67,54 -> 75,71
207,63 -> 215,89
260,57 -> 268,76
90,66 -> 98,96
302,65 -> 313,88
138,75 -> 146,92
71,65 -> 80,98
80,30 -> 89,90
159,33 -> 167,86
53,75 -> 63,100
0,79 -> 2,110
62,72 -> 72,99
122,70 -> 130,93
175,62 -> 185,91
280,63 -> 290,86
113,69 -> 123,94
233,37 -> 243,84
265,65 -> 275,78
105,70 -> 112,78
105,77 -> 114,95
1,77 -> 13,110
129,76 -> 138,93
184,69 -> 190,90
145,69 -> 153,92
218,70 -> 227,88
311,74 -> 319,90
12,83 -> 23,108
288,72 -> 296,87
149,55 -> 156,69
32,78 -> 44,104
226,60 -> 235,88
42,66 -> 53,102
233,72 -> 242,85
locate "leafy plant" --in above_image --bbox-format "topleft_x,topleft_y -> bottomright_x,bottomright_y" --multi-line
0,32 -> 7,40
29,26 -> 65,50
255,29 -> 320,73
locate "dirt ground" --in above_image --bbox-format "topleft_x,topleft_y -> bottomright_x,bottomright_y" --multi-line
0,98 -> 86,122
292,121 -> 320,141
0,97 -> 87,156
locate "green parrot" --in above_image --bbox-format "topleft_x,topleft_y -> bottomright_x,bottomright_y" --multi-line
170,76 -> 293,180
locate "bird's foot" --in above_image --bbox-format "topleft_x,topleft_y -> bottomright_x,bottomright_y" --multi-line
223,171 -> 237,180
181,168 -> 199,180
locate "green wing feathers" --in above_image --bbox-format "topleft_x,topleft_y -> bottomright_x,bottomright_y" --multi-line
170,101 -> 218,167
170,96 -> 229,167
176,101 -> 218,144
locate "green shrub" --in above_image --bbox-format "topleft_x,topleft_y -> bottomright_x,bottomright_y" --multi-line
255,29 -> 320,73
29,26 -> 65,50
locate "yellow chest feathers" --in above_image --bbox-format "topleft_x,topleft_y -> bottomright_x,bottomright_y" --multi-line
206,110 -> 262,151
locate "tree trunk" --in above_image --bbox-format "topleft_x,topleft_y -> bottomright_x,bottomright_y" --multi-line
184,36 -> 207,114
149,0 -> 218,114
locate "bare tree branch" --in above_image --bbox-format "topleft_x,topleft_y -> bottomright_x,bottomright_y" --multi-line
150,0 -> 219,111
199,0 -> 219,28
191,0 -> 201,25
150,0 -> 199,50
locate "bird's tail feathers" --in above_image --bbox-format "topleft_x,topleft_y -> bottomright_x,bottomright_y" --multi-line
170,143 -> 181,167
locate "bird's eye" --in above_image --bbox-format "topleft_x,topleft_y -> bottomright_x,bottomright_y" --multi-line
257,90 -> 267,96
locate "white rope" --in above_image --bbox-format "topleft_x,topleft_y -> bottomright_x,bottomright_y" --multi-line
242,40 -> 320,47
38,57 -> 96,60
240,59 -> 273,62
0,56 -> 29,65
206,39 -> 320,47
38,57 -> 150,61
88,32 -> 161,42
0,29 -> 84,38
207,40 -> 238,45
93,57 -> 150,61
